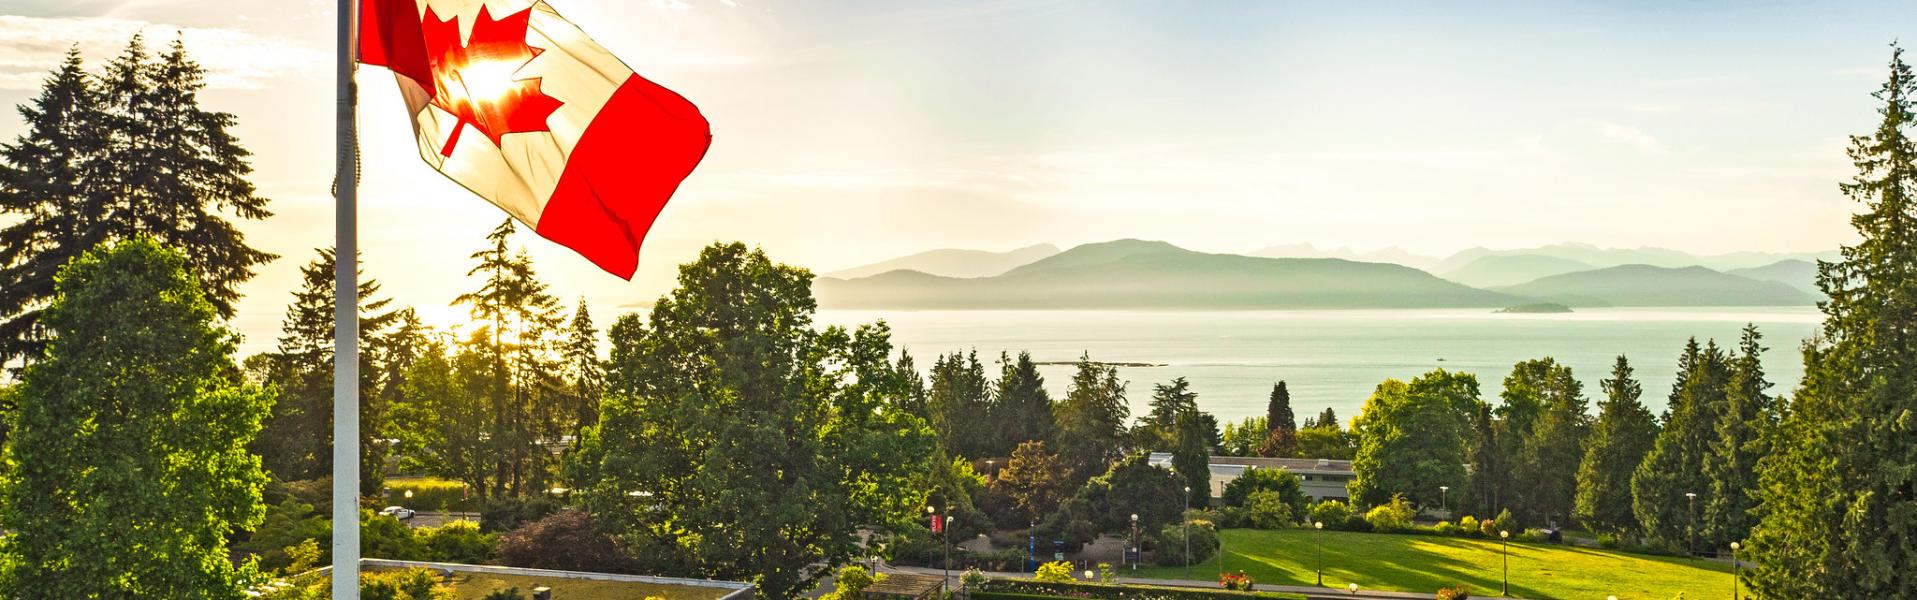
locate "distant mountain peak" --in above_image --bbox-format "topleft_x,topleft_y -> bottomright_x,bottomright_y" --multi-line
826,243 -> 1061,279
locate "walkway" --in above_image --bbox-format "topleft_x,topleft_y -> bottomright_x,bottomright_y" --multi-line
878,564 -> 1533,600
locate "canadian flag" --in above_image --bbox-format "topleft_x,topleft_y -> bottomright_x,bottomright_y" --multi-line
357,0 -> 711,279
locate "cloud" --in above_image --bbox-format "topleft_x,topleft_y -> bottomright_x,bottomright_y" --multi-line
1595,122 -> 1670,157
0,15 -> 324,91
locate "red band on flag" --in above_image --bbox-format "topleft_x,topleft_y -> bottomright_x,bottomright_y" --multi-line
536,73 -> 712,279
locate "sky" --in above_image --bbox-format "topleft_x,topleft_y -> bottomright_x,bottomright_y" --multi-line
0,0 -> 1911,355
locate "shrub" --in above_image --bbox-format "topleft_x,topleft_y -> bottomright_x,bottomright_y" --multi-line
1155,521 -> 1220,566
1364,494 -> 1416,532
1306,500 -> 1352,528
479,496 -> 562,533
419,520 -> 498,564
1220,468 -> 1308,516
362,511 -> 429,560
962,568 -> 990,590
384,478 -> 476,513
1244,491 -> 1294,529
1432,521 -> 1458,536
1434,585 -> 1471,600
359,568 -> 451,600
1458,515 -> 1480,536
1515,528 -> 1549,543
1342,513 -> 1373,533
822,565 -> 884,600
1034,560 -> 1076,583
479,590 -> 525,600
495,509 -> 634,573
1489,509 -> 1516,536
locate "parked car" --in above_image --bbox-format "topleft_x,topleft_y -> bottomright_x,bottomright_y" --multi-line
380,506 -> 417,521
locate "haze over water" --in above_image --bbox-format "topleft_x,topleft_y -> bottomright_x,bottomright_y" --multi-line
817,307 -> 1822,425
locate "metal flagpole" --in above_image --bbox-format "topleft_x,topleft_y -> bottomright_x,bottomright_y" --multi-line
332,0 -> 361,597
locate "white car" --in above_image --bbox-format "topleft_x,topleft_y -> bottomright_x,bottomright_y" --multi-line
379,506 -> 416,521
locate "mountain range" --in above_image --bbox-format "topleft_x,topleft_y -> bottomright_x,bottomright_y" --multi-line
816,240 -> 1832,310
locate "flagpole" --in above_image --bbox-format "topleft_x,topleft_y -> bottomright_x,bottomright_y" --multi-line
333,0 -> 361,597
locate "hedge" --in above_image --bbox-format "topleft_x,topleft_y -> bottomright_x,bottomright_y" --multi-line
383,477 -> 478,512
981,578 -> 1307,600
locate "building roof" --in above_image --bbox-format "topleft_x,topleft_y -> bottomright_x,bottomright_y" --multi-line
1209,456 -> 1354,474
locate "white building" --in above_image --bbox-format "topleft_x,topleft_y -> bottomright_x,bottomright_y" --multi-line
1147,453 -> 1355,501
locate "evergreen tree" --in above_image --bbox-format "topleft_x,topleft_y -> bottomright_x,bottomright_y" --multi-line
1259,382 -> 1299,457
1632,339 -> 1729,548
1749,45 -> 1917,598
1701,325 -> 1772,547
992,351 -> 1054,454
1052,353 -> 1130,483
927,350 -> 993,458
895,349 -> 929,419
1465,401 -> 1501,517
1574,356 -> 1658,534
1138,377 -> 1199,451
559,299 -> 603,440
253,248 -> 396,494
1515,359 -> 1589,526
1314,407 -> 1339,430
454,220 -> 564,496
389,335 -> 496,497
0,37 -> 273,364
1171,409 -> 1212,509
0,239 -> 269,598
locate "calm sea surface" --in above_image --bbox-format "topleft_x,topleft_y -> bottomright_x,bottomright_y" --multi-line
813,307 -> 1823,424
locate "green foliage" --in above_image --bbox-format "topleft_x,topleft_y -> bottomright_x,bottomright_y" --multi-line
1497,358 -> 1588,525
568,243 -> 937,600
1219,416 -> 1268,457
419,520 -> 499,564
1458,515 -> 1480,536
980,578 -> 1308,600
822,565 -> 883,600
1632,339 -> 1729,547
1138,377 -> 1199,452
1574,356 -> 1657,534
1364,495 -> 1417,532
1434,585 -> 1472,600
929,350 -> 995,458
363,511 -> 430,560
1292,425 -> 1354,460
0,38 -> 274,362
994,351 -> 1056,454
1701,324 -> 1772,547
0,239 -> 269,599
999,440 -> 1072,523
1155,520 -> 1220,566
1431,521 -> 1458,536
1348,372 -> 1470,507
1243,491 -> 1294,529
1053,354 -> 1132,484
1489,509 -> 1516,536
1306,500 -> 1352,528
1217,570 -> 1254,591
360,568 -> 454,600
1260,382 -> 1298,458
1749,44 -> 1917,598
453,220 -> 569,498
493,509 -> 634,573
1035,560 -> 1077,583
284,539 -> 321,575
1057,453 -> 1185,536
233,497 -> 330,572
389,337 -> 496,500
252,248 -> 399,494
1220,467 -> 1307,519
385,477 -> 477,513
478,589 -> 526,600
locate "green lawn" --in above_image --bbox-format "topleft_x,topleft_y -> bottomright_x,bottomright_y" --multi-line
1132,529 -> 1748,600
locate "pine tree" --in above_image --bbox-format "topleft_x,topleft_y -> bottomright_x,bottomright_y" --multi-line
1172,409 -> 1212,509
1052,353 -> 1130,483
1632,339 -> 1729,548
454,220 -> 564,496
1314,407 -> 1339,430
1749,45 -> 1917,598
1139,377 -> 1199,451
1574,356 -> 1657,534
1513,359 -> 1589,526
560,299 -> 603,439
253,248 -> 396,494
1701,325 -> 1771,547
0,37 -> 274,364
927,350 -> 993,458
1259,382 -> 1300,457
0,239 -> 269,598
992,351 -> 1054,454
895,349 -> 929,419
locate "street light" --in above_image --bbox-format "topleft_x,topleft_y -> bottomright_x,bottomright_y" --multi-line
1439,486 -> 1449,516
1730,541 -> 1743,600
944,515 -> 954,591
1314,521 -> 1325,586
1499,530 -> 1510,597
1130,513 -> 1140,572
1685,492 -> 1698,560
987,459 -> 996,482
1182,486 -> 1191,581
1347,583 -> 1358,596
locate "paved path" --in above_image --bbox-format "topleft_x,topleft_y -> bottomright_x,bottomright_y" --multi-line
879,564 -> 1533,600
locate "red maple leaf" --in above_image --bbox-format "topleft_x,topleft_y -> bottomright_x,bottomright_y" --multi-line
420,5 -> 564,157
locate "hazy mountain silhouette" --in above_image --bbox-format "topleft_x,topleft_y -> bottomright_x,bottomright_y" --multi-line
1250,243 -> 1441,270
1432,243 -> 1834,274
1440,254 -> 1596,288
814,239 -> 1515,309
826,243 -> 1060,279
1491,264 -> 1817,307
1726,259 -> 1821,295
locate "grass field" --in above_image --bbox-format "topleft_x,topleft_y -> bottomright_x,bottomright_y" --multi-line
1131,529 -> 1748,600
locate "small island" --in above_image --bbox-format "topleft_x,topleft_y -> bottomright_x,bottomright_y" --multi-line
1496,302 -> 1574,314
1033,360 -> 1166,368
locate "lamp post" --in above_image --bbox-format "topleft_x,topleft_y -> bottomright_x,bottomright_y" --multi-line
944,515 -> 954,589
1130,514 -> 1139,572
1730,541 -> 1742,600
987,459 -> 996,483
1684,492 -> 1698,561
1314,521 -> 1325,586
1499,529 -> 1510,597
1182,486 -> 1191,581
1439,486 -> 1449,516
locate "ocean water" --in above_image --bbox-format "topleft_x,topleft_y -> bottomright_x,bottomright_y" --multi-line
813,307 -> 1823,424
